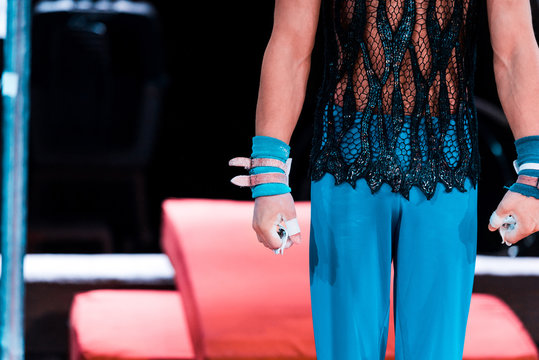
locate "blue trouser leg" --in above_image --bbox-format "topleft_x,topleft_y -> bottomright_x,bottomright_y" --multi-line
394,178 -> 477,359
309,175 -> 397,360
309,174 -> 477,360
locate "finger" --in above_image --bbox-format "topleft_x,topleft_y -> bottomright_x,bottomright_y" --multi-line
502,222 -> 532,245
256,233 -> 271,249
272,223 -> 289,250
255,225 -> 273,247
501,229 -> 520,245
255,232 -> 264,244
257,225 -> 282,249
257,213 -> 284,249
489,210 -> 508,231
289,233 -> 302,245
284,239 -> 293,249
489,210 -> 516,231
284,218 -> 301,243
498,227 -> 513,246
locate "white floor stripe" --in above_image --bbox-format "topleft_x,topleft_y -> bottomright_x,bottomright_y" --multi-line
0,254 -> 537,282
1,254 -> 175,283
475,255 -> 539,276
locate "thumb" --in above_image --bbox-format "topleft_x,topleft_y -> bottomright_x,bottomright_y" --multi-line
289,233 -> 302,245
283,217 -> 301,244
488,208 -> 510,232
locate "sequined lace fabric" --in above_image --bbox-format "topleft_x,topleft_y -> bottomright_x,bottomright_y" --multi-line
310,0 -> 480,200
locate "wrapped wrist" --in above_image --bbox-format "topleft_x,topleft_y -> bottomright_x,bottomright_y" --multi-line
509,135 -> 539,198
229,136 -> 292,198
251,135 -> 290,162
508,184 -> 539,199
250,136 -> 291,198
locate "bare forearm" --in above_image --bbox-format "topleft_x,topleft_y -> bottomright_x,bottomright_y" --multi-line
255,40 -> 312,144
254,0 -> 320,145
488,0 -> 539,139
493,45 -> 539,139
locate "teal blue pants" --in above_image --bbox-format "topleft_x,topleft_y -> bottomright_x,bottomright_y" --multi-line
309,174 -> 477,359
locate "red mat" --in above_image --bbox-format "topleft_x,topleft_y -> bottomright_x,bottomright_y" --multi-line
161,198 -> 538,360
161,199 -> 314,359
69,289 -> 195,360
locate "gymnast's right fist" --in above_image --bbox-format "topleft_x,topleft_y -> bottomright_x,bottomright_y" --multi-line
252,192 -> 302,252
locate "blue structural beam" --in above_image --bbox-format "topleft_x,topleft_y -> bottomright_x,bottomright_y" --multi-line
0,0 -> 31,359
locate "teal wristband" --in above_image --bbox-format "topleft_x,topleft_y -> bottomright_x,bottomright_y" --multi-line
251,136 -> 290,161
515,135 -> 539,177
508,182 -> 539,199
508,135 -> 539,198
250,136 -> 291,198
251,183 -> 291,198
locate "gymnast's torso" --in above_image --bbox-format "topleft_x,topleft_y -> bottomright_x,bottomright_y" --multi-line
310,0 -> 480,199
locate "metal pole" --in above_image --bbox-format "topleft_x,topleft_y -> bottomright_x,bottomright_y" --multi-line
0,0 -> 31,358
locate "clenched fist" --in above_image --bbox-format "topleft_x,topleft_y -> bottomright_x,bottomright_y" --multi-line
252,192 -> 302,252
488,190 -> 539,245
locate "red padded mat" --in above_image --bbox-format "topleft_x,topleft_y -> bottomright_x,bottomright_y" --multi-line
161,199 -> 538,360
69,289 -> 195,360
161,199 -> 315,359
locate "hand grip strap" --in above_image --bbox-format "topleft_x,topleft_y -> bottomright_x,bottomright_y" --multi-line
516,175 -> 539,189
230,173 -> 289,187
229,136 -> 292,198
228,157 -> 292,175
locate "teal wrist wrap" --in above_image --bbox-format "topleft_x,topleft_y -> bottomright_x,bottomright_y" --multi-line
250,136 -> 291,198
507,183 -> 539,199
514,135 -> 539,177
508,135 -> 539,199
251,135 -> 290,161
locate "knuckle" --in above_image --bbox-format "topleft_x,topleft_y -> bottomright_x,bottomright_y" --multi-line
252,221 -> 261,232
497,203 -> 508,214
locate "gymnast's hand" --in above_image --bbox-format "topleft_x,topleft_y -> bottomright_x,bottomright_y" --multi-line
252,192 -> 302,252
488,190 -> 539,245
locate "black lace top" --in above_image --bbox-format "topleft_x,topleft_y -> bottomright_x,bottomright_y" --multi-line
309,0 -> 481,200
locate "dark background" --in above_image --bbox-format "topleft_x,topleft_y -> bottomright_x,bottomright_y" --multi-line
9,1 -> 539,358
21,0 -> 539,256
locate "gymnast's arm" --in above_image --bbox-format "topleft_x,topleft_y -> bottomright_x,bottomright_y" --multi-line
255,0 -> 320,143
252,0 -> 321,251
486,0 -> 539,243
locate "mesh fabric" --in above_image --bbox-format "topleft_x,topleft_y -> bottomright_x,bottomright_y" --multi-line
310,0 -> 480,199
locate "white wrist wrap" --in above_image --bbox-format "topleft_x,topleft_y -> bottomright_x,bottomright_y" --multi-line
513,160 -> 539,174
